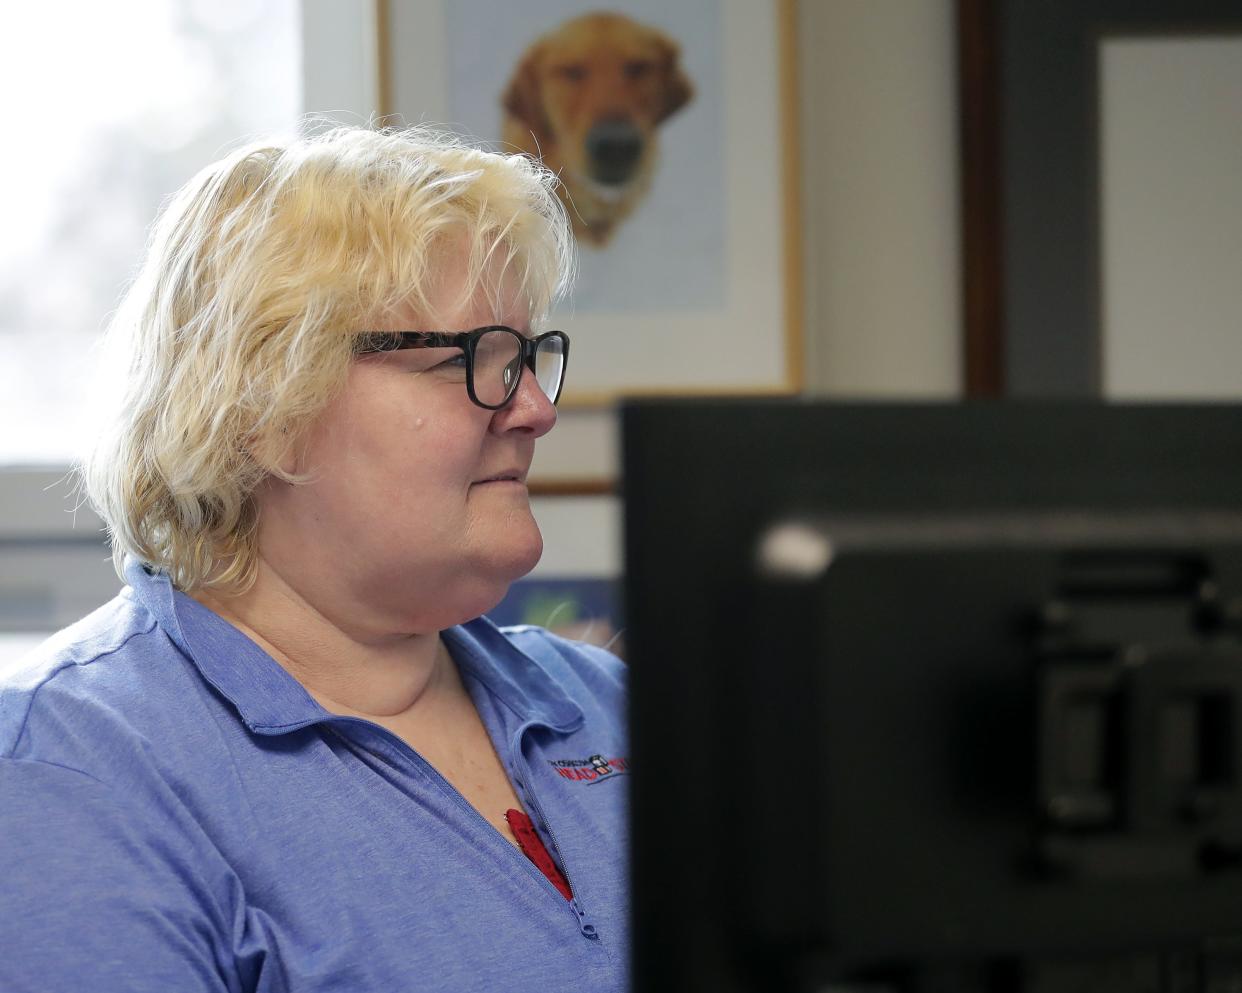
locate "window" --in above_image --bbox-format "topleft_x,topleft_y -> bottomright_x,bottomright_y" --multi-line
0,0 -> 301,466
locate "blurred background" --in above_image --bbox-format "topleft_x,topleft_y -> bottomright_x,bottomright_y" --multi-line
1,0 -> 1238,662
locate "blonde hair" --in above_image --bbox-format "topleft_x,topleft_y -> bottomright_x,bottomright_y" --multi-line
81,125 -> 574,594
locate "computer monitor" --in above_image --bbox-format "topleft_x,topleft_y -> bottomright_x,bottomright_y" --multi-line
622,401 -> 1242,993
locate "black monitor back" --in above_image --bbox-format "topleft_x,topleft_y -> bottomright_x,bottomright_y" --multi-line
622,401 -> 1242,993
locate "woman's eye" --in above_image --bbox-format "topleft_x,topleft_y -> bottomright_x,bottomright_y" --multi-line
429,353 -> 468,375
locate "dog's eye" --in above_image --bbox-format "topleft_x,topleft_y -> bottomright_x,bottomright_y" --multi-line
623,59 -> 654,80
553,63 -> 587,83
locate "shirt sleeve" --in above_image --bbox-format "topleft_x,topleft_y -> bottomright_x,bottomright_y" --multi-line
0,757 -> 238,993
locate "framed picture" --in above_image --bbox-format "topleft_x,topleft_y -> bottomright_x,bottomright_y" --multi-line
958,0 -> 1242,398
379,0 -> 803,406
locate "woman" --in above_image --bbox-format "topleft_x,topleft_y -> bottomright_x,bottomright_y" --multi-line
0,127 -> 627,992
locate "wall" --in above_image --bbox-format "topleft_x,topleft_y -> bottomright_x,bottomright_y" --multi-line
798,0 -> 962,397
1099,35 -> 1242,399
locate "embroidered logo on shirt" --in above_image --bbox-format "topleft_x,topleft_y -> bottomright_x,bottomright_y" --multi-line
547,753 -> 629,784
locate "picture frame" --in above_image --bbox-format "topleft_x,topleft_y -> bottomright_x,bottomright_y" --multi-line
957,0 -> 1242,398
377,0 -> 803,407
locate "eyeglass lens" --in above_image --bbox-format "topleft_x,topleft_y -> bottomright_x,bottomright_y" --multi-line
533,334 -> 565,402
472,329 -> 564,407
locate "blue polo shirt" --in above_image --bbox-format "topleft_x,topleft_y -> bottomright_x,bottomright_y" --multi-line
0,559 -> 628,992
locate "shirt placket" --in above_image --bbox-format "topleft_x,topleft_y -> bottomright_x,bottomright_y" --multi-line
330,716 -> 600,938
508,722 -> 601,942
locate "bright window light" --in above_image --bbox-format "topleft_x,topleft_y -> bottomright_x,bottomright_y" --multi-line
0,0 -> 301,465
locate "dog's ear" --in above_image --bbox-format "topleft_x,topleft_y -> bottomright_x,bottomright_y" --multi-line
655,38 -> 694,123
502,44 -> 552,141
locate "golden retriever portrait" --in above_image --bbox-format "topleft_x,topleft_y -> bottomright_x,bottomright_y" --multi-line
501,11 -> 694,248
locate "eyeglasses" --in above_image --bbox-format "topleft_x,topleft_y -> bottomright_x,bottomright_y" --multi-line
353,326 -> 570,411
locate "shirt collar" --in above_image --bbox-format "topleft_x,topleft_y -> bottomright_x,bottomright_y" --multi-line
122,557 -> 582,735
443,620 -> 583,732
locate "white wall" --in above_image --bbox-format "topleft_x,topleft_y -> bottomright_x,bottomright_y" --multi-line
1100,35 -> 1242,400
797,0 -> 962,398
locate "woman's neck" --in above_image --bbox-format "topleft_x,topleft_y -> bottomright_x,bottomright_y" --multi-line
189,555 -> 451,719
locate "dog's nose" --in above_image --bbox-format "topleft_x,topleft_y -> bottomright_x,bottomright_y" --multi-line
585,119 -> 644,186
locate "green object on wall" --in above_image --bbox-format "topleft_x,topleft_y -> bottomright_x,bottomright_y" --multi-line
518,592 -> 583,629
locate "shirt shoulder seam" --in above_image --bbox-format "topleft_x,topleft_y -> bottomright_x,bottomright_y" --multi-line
6,616 -> 159,760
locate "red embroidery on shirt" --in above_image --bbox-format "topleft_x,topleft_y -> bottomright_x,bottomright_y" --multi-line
505,809 -> 573,900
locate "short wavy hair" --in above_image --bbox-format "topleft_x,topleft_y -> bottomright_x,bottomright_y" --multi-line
81,125 -> 575,594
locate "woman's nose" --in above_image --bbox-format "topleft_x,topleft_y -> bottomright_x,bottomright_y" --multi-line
491,368 -> 557,437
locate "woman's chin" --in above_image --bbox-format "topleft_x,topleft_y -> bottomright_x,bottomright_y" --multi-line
442,531 -> 544,623
493,528 -> 545,584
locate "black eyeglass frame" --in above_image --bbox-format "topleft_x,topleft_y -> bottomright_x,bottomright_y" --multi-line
354,326 -> 570,410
